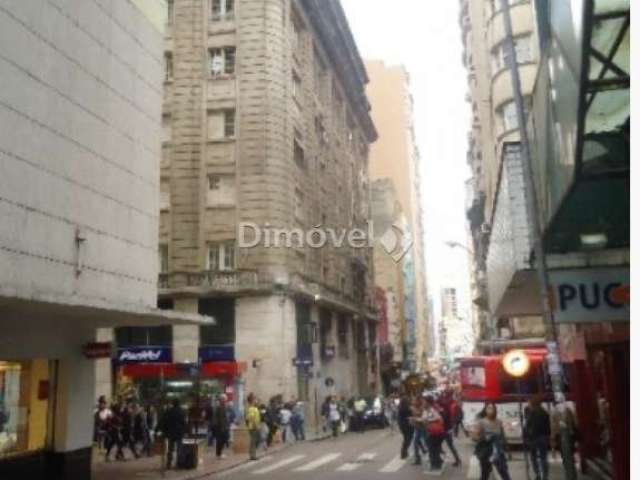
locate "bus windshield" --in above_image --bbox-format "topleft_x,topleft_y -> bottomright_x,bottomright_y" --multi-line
461,365 -> 486,389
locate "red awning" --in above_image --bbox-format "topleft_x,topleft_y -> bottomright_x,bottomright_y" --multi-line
120,361 -> 247,380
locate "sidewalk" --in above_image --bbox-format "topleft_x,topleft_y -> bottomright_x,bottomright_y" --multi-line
92,431 -> 330,480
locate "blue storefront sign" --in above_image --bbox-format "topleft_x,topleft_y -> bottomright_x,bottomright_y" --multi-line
198,345 -> 235,363
116,346 -> 172,364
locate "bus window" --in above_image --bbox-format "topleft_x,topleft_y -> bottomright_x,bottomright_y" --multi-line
498,365 -> 542,395
461,365 -> 485,388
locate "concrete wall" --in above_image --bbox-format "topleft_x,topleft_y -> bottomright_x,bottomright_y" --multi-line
0,0 -> 165,310
235,296 -> 299,400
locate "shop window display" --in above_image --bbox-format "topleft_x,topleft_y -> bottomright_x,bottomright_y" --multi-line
0,360 -> 51,458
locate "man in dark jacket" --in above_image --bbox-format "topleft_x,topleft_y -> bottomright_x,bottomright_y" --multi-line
438,392 -> 461,466
162,399 -> 187,469
525,396 -> 551,480
397,396 -> 414,459
212,394 -> 231,458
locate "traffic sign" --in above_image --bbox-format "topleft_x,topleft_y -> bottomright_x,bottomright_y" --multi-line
502,349 -> 531,378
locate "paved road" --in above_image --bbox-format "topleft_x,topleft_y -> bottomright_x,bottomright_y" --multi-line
216,429 -> 478,480
214,429 -> 574,480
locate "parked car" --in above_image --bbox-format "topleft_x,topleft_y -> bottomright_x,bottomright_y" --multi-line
362,397 -> 388,429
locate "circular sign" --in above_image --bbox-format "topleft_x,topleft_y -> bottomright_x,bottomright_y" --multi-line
502,349 -> 531,378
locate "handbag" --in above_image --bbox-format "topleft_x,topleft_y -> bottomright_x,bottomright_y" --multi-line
474,438 -> 493,461
427,418 -> 445,437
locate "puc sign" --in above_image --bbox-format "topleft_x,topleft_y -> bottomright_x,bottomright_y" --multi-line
549,267 -> 629,324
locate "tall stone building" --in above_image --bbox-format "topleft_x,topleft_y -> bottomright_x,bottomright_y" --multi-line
149,0 -> 378,408
366,61 -> 430,373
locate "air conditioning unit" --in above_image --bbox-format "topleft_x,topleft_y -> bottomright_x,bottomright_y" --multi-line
480,223 -> 491,234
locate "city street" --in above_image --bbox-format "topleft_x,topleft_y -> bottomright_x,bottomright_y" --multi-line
214,429 -> 568,480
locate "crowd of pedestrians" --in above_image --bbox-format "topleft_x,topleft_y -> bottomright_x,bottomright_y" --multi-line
396,389 -> 463,474
93,396 -> 158,462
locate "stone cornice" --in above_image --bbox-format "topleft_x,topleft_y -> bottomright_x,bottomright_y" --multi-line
302,0 -> 378,143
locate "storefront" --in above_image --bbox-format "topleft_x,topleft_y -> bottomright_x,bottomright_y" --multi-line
0,360 -> 52,462
550,267 -> 629,480
114,345 -> 246,422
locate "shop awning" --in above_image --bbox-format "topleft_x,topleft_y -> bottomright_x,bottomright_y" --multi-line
0,288 -> 213,328
120,361 -> 247,379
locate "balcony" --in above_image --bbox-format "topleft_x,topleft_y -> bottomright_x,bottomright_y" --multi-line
158,270 -> 260,294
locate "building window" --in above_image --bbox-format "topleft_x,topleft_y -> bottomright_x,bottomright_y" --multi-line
514,35 -> 533,63
164,52 -> 173,81
292,71 -> 302,102
332,83 -> 343,116
199,299 -> 235,346
224,109 -> 236,137
499,101 -> 518,131
211,0 -> 234,21
159,244 -> 169,273
291,10 -> 304,52
206,241 -> 236,271
492,0 -> 519,14
315,117 -> 327,146
491,35 -> 533,74
337,315 -> 349,358
116,327 -> 172,347
294,188 -> 305,221
162,114 -> 171,143
209,47 -> 236,77
313,48 -> 327,97
207,109 -> 236,140
293,138 -> 305,168
167,0 -> 174,25
160,182 -> 170,211
206,174 -> 236,206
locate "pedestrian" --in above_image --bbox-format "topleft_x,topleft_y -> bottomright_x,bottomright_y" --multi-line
279,402 -> 293,443
121,402 -> 140,458
161,398 -> 187,470
291,400 -> 306,441
212,394 -> 232,458
524,396 -> 551,480
265,398 -> 280,447
398,395 -> 414,460
204,399 -> 217,448
472,402 -> 512,480
452,395 -> 468,438
423,395 -> 446,472
328,396 -> 342,438
438,392 -> 461,466
386,395 -> 399,432
246,393 -> 262,461
353,397 -> 367,433
132,403 -> 151,457
104,403 -> 125,462
94,396 -> 111,451
410,397 -> 427,465
550,403 -> 578,480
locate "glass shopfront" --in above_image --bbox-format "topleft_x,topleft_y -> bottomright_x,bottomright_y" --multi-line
0,360 -> 52,459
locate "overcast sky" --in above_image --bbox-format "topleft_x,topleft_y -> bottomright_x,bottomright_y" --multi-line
341,0 -> 473,314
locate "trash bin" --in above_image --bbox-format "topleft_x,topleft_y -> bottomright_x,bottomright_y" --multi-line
178,439 -> 202,470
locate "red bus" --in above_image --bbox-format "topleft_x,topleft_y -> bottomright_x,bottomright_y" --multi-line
458,349 -> 572,443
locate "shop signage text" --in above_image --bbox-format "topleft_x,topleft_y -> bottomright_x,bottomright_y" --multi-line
117,347 -> 172,364
83,342 -> 113,359
550,267 -> 629,323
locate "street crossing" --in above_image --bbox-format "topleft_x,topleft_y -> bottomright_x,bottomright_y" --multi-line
246,452 -> 421,475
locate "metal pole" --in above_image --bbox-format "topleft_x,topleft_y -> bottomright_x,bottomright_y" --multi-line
499,0 -> 564,400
